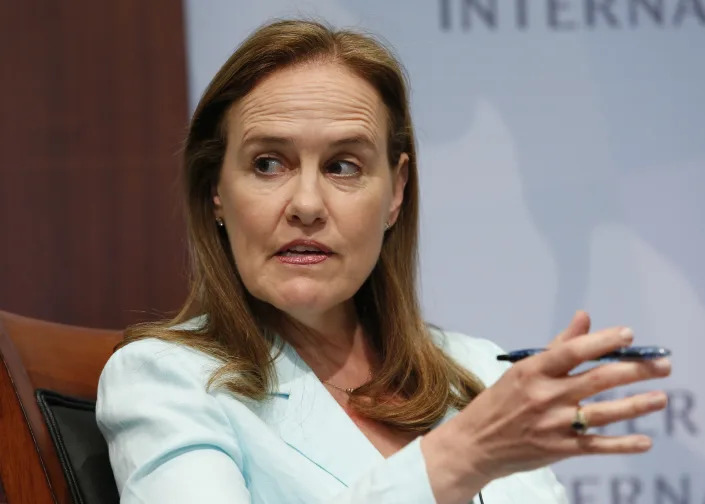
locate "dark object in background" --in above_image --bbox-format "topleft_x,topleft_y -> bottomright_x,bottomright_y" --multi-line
0,0 -> 190,330
37,390 -> 119,504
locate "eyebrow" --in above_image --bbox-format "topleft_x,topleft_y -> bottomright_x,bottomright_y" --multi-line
330,134 -> 378,150
240,133 -> 378,151
241,135 -> 294,148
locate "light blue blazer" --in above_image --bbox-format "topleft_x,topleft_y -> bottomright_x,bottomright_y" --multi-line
96,319 -> 568,503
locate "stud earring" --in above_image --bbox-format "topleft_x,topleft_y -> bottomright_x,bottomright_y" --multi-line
216,217 -> 224,227
384,221 -> 391,231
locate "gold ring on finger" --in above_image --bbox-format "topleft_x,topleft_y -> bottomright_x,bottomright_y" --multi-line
571,406 -> 589,435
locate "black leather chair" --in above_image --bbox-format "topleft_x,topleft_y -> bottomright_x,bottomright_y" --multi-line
0,311 -> 122,504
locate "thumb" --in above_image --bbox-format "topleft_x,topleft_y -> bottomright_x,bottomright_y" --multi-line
552,310 -> 591,345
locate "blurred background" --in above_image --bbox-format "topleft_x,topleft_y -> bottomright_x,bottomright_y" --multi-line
0,1 -> 189,329
1,1 -> 703,502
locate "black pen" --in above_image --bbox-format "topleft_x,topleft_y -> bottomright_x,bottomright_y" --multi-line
497,346 -> 671,363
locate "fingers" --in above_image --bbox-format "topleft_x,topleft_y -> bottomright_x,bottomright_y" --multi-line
551,310 -> 591,346
536,326 -> 635,376
558,392 -> 668,454
559,434 -> 654,454
580,391 -> 668,428
564,358 -> 671,400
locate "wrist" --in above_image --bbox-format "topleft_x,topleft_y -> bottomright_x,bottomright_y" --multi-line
420,422 -> 492,504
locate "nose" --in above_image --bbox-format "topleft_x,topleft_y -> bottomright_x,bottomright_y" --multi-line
284,165 -> 327,227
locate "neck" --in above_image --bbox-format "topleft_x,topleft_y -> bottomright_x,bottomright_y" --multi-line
280,301 -> 376,381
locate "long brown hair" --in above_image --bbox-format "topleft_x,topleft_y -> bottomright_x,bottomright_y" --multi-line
120,19 -> 484,431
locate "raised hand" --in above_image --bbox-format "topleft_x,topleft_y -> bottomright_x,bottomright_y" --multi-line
422,311 -> 671,504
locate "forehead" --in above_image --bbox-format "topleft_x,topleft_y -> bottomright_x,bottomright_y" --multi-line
226,62 -> 388,146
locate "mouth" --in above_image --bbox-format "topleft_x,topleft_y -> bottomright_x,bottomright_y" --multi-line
275,240 -> 333,264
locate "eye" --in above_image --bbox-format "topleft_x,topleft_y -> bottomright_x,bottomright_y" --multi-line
326,160 -> 360,177
253,156 -> 285,175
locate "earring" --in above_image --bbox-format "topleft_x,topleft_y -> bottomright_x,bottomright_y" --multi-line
384,221 -> 391,231
216,217 -> 224,227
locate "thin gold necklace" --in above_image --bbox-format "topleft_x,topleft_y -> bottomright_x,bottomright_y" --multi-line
322,371 -> 372,395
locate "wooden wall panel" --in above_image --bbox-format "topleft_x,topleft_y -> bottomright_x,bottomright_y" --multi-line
0,1 -> 190,330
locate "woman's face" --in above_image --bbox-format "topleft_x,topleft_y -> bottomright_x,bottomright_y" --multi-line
214,62 -> 408,323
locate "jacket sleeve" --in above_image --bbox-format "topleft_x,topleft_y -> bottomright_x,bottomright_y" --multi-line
97,339 -> 438,504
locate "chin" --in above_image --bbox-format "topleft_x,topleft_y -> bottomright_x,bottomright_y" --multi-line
266,280 -> 350,317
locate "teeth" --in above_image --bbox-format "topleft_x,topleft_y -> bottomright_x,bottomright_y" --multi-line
288,245 -> 323,253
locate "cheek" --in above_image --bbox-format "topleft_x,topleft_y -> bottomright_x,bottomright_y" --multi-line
222,187 -> 279,266
336,194 -> 387,260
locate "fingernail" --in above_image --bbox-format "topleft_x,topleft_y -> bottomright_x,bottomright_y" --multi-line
646,392 -> 667,408
653,358 -> 671,373
619,327 -> 634,343
636,437 -> 652,450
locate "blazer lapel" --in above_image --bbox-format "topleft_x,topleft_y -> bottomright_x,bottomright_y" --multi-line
264,341 -> 384,487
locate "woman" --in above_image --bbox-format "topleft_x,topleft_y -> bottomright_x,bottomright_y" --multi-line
96,19 -> 670,504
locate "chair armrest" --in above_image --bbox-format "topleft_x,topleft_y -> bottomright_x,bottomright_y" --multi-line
0,341 -> 56,503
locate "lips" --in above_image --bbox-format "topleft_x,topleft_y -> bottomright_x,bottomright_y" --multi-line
275,239 -> 333,265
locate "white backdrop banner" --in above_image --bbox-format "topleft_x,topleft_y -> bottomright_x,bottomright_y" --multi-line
184,1 -> 705,502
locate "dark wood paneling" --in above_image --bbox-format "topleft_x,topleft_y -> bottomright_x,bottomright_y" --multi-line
0,1 -> 189,330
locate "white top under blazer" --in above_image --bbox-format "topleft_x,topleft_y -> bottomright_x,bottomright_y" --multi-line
96,317 -> 568,503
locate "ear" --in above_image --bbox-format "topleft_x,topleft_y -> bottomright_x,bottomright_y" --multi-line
212,187 -> 224,219
387,153 -> 409,226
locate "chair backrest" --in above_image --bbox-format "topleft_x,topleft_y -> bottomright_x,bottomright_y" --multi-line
0,311 -> 122,504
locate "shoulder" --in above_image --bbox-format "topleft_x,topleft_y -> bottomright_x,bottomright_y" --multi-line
429,326 -> 512,387
96,337 -> 226,443
100,335 -> 219,391
97,319 -> 226,441
100,315 -> 215,388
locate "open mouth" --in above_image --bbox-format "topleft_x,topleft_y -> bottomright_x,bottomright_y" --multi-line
277,245 -> 332,257
275,241 -> 333,264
